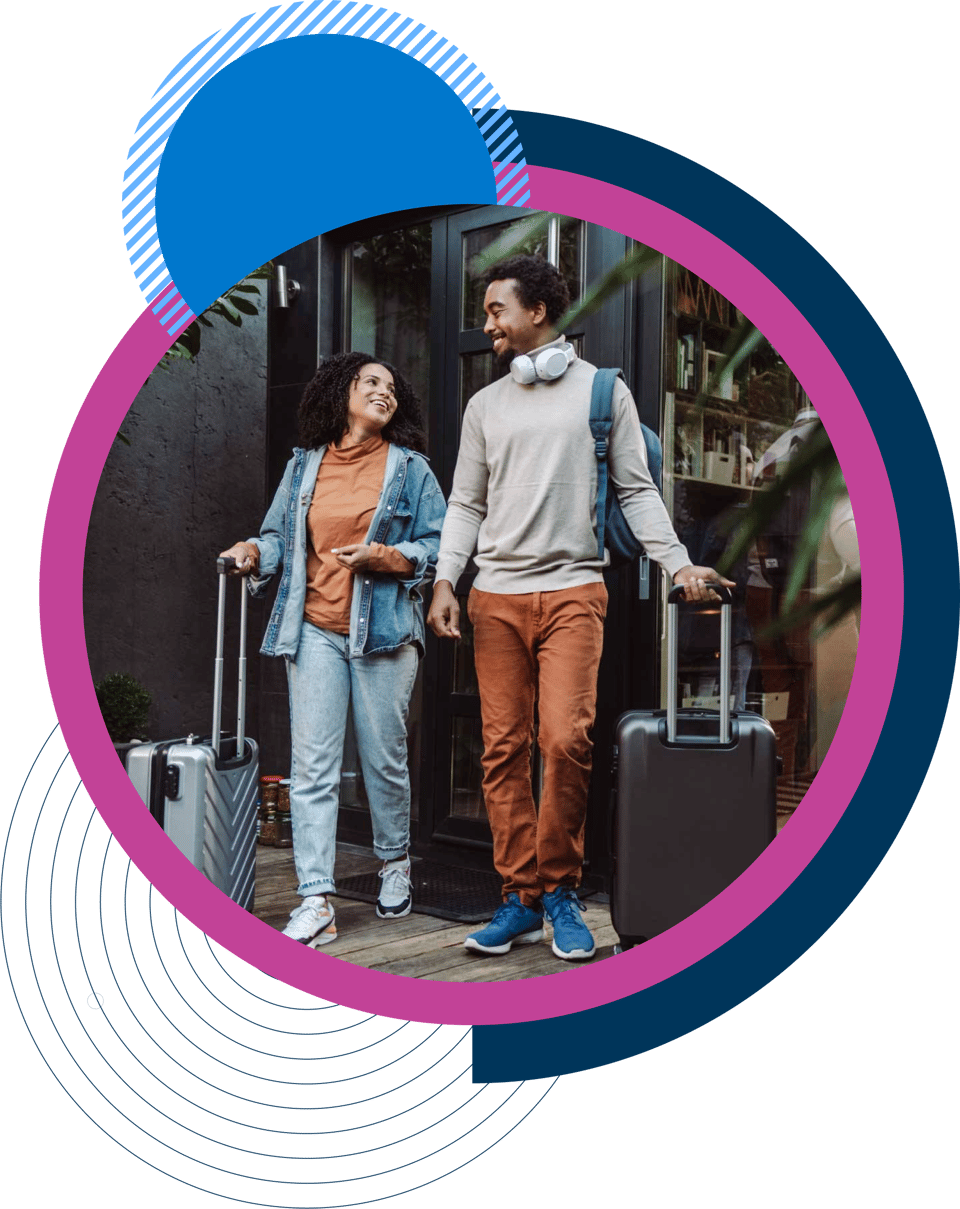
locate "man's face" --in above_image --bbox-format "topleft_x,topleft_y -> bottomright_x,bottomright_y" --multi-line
483,279 -> 548,366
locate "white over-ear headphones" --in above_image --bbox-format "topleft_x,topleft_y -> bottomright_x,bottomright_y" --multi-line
509,342 -> 575,385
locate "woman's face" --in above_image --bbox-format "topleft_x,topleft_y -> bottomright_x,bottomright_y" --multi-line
346,363 -> 398,435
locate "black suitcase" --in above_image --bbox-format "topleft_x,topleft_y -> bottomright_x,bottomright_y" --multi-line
611,584 -> 777,947
127,557 -> 259,908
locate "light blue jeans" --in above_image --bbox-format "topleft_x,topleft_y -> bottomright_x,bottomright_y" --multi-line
286,621 -> 419,897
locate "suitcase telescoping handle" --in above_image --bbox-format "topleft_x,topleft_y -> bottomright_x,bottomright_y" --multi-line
666,582 -> 734,745
214,556 -> 248,760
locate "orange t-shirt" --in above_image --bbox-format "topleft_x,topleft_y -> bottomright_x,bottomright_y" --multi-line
304,436 -> 414,634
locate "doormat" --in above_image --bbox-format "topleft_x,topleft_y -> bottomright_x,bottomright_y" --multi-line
336,859 -> 595,923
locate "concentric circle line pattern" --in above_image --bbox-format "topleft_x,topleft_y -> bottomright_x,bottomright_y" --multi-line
3,730 -> 556,1204
173,909 -> 398,1037
199,931 -> 366,1013
173,920 -> 378,1032
69,858 -> 491,1162
73,802 -> 403,1131
100,855 -> 477,1116
109,846 -> 459,1092
124,2 -> 529,336
41,834 -> 535,1189
147,887 -> 412,1057
72,812 -> 478,1131
124,882 -> 450,1089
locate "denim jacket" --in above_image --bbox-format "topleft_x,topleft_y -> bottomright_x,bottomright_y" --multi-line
247,442 -> 446,659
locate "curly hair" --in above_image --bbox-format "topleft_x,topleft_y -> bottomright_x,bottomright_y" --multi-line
484,254 -> 571,326
297,350 -> 427,453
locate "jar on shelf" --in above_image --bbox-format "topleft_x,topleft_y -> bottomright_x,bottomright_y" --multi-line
259,807 -> 278,846
278,778 -> 291,814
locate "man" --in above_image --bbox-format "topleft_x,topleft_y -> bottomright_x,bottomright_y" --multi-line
427,254 -> 732,962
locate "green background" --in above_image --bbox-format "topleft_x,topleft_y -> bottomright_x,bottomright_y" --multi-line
3,2 -> 952,1199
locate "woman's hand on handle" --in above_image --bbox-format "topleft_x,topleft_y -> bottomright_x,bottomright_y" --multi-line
219,542 -> 260,575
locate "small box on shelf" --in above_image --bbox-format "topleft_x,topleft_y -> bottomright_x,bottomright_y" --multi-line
704,349 -> 739,402
703,450 -> 735,485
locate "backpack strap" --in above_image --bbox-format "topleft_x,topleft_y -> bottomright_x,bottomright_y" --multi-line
589,367 -> 620,559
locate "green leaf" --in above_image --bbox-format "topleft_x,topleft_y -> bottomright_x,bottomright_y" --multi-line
694,321 -> 765,411
175,320 -> 201,358
759,576 -> 861,639
555,243 -> 661,333
210,299 -> 242,326
230,284 -> 261,294
467,212 -> 552,276
715,423 -> 837,573
196,313 -> 214,327
781,462 -> 846,610
229,296 -> 259,315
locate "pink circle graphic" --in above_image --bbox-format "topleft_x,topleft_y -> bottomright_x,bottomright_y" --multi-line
44,165 -> 901,1025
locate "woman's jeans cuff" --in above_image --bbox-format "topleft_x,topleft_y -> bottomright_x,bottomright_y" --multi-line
374,843 -> 409,862
298,879 -> 336,897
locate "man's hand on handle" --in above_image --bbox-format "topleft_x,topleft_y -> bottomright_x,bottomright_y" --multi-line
672,565 -> 736,603
427,580 -> 461,639
219,542 -> 260,575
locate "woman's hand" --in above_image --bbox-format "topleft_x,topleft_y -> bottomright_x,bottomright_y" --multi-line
333,543 -> 374,572
219,542 -> 260,575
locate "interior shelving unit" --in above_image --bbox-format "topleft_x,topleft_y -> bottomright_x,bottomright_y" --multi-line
661,262 -> 816,805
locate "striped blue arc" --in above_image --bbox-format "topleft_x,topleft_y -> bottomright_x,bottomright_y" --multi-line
124,3 -> 530,336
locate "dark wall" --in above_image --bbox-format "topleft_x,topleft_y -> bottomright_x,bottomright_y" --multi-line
84,298 -> 269,745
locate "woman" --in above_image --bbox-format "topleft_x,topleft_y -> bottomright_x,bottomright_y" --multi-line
220,351 -> 445,948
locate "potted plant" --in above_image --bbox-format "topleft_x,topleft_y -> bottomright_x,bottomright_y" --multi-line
94,672 -> 152,767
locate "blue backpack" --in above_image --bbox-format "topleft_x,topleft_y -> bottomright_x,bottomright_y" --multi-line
588,367 -> 663,569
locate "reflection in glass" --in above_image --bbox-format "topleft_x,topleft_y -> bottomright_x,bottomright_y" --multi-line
663,258 -> 857,818
349,223 -> 432,435
459,351 -> 498,433
450,716 -> 485,819
451,596 -> 478,695
461,214 -> 583,331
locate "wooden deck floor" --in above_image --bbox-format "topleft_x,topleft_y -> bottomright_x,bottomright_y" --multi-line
254,843 -> 619,982
255,810 -> 793,982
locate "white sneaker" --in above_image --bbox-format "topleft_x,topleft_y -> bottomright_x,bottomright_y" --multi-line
376,858 -> 412,918
282,895 -> 337,945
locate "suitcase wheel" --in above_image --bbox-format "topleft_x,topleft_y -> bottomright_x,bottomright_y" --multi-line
614,935 -> 646,953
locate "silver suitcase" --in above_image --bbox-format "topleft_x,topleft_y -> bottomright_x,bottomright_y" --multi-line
127,558 -> 259,908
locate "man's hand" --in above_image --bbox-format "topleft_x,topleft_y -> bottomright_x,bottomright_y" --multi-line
672,565 -> 736,603
427,580 -> 461,638
333,543 -> 373,571
219,542 -> 259,575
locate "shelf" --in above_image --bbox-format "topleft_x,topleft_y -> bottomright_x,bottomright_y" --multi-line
673,474 -> 755,491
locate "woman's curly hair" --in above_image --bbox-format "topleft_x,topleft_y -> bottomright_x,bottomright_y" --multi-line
297,351 -> 427,453
484,254 -> 571,326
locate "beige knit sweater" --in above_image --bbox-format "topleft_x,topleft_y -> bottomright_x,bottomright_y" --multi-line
435,350 -> 691,593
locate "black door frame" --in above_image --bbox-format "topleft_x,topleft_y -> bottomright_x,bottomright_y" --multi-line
311,207 -> 666,874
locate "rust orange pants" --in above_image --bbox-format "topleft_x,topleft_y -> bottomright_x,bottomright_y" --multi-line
468,582 -> 608,904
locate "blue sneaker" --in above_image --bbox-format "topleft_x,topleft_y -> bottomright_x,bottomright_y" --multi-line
542,886 -> 596,960
464,893 -> 545,955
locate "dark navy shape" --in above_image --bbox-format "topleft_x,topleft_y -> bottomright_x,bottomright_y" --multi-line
472,111 -> 960,1081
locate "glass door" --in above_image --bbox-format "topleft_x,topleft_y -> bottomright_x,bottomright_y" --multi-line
421,205 -> 641,860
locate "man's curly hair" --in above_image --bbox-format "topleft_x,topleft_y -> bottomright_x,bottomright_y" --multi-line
297,350 -> 427,453
484,254 -> 571,326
